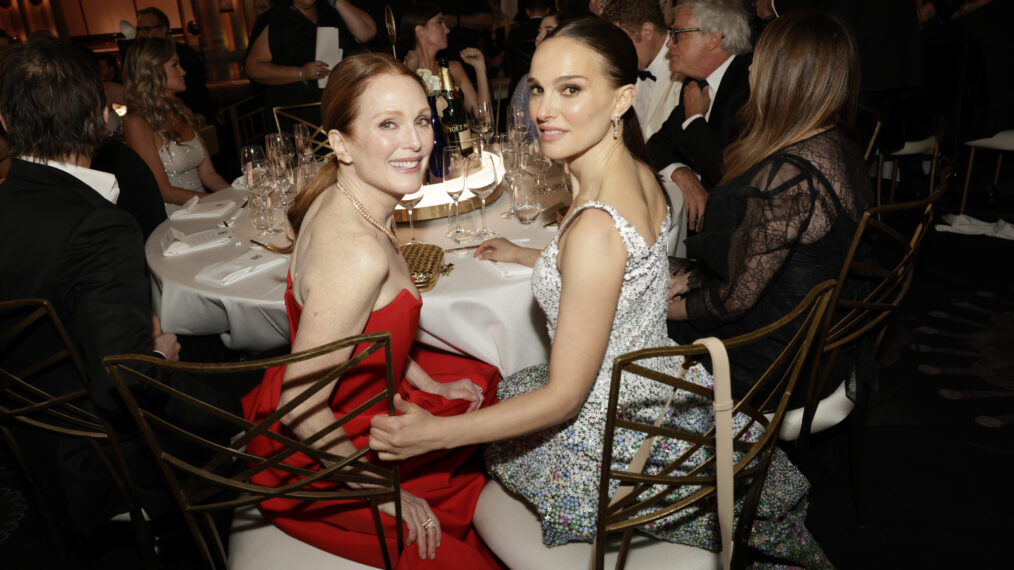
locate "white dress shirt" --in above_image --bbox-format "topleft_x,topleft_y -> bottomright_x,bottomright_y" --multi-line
23,156 -> 120,204
634,35 -> 682,140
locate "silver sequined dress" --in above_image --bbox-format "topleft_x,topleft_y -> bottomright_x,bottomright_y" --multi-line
485,202 -> 830,567
158,134 -> 205,192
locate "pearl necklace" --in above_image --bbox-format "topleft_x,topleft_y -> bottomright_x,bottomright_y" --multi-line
336,181 -> 398,244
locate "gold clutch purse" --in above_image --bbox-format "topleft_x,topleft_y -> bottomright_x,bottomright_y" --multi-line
399,242 -> 453,293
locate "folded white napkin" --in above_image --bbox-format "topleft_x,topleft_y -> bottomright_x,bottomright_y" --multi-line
232,175 -> 247,191
195,250 -> 288,286
485,260 -> 533,279
169,196 -> 236,220
935,214 -> 1014,240
160,226 -> 234,256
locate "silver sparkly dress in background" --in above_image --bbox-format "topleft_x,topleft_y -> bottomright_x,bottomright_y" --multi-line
484,201 -> 829,567
158,134 -> 205,192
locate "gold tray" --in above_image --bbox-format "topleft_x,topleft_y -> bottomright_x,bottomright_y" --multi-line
399,242 -> 454,293
394,182 -> 503,223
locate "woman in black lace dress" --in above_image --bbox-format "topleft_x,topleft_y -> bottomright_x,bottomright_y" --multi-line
666,11 -> 873,401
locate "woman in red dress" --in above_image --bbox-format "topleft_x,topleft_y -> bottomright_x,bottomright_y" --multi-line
241,53 -> 500,568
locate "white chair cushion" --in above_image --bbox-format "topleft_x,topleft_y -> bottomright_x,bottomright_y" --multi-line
889,135 -> 936,156
965,130 -> 1014,151
228,504 -> 375,569
773,380 -> 855,441
474,480 -> 720,570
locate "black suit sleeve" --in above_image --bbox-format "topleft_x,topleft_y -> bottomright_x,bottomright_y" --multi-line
55,207 -> 158,416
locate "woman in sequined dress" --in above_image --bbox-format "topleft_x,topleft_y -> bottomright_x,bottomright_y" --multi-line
371,17 -> 829,566
123,37 -> 230,205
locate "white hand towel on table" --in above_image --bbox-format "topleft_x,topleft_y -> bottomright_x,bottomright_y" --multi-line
484,260 -> 533,279
935,214 -> 1014,240
195,250 -> 288,286
169,195 -> 236,220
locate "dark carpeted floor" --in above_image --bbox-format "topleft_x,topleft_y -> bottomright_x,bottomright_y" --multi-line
2,175 -> 1013,569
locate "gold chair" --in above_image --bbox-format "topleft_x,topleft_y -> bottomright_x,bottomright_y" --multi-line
272,102 -> 332,157
102,332 -> 403,570
959,129 -> 1014,214
875,116 -> 946,207
858,105 -> 882,163
594,280 -> 836,570
785,168 -> 950,524
0,298 -> 156,569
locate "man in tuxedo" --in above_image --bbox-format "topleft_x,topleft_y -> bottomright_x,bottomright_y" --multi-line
602,0 -> 683,141
647,0 -> 752,231
0,35 -> 182,539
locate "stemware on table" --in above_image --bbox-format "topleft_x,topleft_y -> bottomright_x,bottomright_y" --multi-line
241,145 -> 266,188
512,168 -> 541,225
468,151 -> 498,240
469,100 -> 494,153
442,145 -> 474,244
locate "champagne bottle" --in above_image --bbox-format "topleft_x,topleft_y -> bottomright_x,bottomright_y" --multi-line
437,58 -> 475,156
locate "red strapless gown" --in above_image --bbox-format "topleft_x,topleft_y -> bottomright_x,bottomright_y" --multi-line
241,276 -> 501,569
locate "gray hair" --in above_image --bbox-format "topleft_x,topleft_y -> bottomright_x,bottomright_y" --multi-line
679,0 -> 752,56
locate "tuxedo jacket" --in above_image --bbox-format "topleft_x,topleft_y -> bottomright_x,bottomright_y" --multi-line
0,159 -> 171,536
647,54 -> 752,189
638,71 -> 684,142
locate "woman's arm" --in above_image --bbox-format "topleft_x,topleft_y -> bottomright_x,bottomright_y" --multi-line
458,48 -> 491,115
474,237 -> 542,267
449,60 -> 481,117
403,358 -> 484,413
244,25 -> 329,86
683,169 -> 814,328
371,210 -> 626,459
122,113 -> 204,204
332,0 -> 376,43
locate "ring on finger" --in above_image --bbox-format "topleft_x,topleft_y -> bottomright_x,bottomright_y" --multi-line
422,518 -> 436,530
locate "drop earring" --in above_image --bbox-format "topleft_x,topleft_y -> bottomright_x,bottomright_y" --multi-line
612,115 -> 620,139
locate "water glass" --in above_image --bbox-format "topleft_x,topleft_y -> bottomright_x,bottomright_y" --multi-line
250,186 -> 286,236
512,169 -> 541,225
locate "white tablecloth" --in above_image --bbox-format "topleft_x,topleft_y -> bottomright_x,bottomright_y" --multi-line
144,184 -> 565,376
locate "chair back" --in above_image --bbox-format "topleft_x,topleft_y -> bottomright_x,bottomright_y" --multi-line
796,167 -> 951,449
0,298 -> 154,567
596,280 -> 836,570
858,105 -> 882,162
272,103 -> 332,157
224,94 -> 271,163
102,332 -> 403,570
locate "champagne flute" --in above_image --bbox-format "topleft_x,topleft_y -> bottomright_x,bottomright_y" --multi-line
442,145 -> 473,243
492,134 -> 517,219
398,188 -> 425,244
469,100 -> 494,151
293,123 -> 313,163
468,152 -> 498,239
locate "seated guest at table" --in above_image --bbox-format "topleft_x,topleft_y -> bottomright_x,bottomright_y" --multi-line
123,37 -> 230,205
240,53 -> 501,568
0,34 -> 185,542
92,139 -> 168,240
646,0 -> 752,231
508,11 -> 560,138
666,11 -> 872,402
399,3 -> 491,117
370,18 -> 828,565
246,0 -> 376,130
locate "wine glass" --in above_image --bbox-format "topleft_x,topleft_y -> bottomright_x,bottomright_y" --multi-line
265,133 -> 294,173
398,188 -> 425,244
507,105 -> 528,152
250,169 -> 284,237
491,134 -> 517,219
469,100 -> 494,151
241,145 -> 265,189
442,145 -> 473,243
468,152 -> 498,239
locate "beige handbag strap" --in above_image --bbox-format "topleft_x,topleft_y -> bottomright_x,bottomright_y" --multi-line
603,338 -> 734,570
695,337 -> 734,570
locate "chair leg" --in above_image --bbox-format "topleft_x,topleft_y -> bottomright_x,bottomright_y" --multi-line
994,153 -> 1003,186
876,153 -> 885,209
889,158 -> 900,203
929,150 -> 939,196
960,147 -> 977,215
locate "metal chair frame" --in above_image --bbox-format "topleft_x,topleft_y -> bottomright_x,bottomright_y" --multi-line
0,298 -> 156,569
272,102 -> 332,157
594,280 -> 837,570
103,332 -> 403,570
876,116 -> 946,207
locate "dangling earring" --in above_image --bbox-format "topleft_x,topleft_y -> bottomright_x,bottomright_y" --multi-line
612,115 -> 620,140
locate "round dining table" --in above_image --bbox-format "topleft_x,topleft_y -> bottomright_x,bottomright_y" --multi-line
144,177 -> 571,377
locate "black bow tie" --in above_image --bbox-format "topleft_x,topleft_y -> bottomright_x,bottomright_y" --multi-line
638,69 -> 657,82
